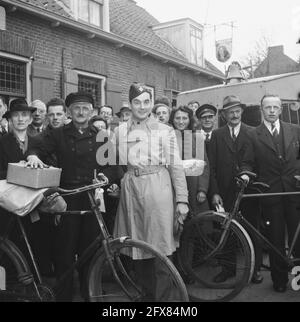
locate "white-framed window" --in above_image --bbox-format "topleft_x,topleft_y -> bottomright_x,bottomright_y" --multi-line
144,85 -> 155,102
70,0 -> 103,27
74,70 -> 106,112
190,25 -> 203,66
0,51 -> 31,102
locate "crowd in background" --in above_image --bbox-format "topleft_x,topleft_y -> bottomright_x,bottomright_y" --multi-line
0,83 -> 300,300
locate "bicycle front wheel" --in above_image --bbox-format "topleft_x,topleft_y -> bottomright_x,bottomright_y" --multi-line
179,212 -> 254,302
0,238 -> 33,302
87,238 -> 189,302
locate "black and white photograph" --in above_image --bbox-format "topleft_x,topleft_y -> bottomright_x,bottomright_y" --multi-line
0,0 -> 300,307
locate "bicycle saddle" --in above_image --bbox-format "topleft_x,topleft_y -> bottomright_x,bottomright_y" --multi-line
238,170 -> 257,180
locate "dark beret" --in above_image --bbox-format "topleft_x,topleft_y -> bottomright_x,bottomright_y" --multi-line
65,91 -> 94,107
129,83 -> 152,102
196,104 -> 217,119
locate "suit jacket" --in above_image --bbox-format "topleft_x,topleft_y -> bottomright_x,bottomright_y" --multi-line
0,132 -> 43,179
208,123 -> 253,210
241,121 -> 300,204
27,124 -> 46,137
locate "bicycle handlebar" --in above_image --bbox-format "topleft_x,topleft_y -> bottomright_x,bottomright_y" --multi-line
43,173 -> 109,197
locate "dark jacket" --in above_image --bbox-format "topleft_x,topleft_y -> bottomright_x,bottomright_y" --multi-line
0,132 -> 43,179
208,123 -> 253,210
28,122 -> 121,188
27,124 -> 46,137
241,121 -> 300,205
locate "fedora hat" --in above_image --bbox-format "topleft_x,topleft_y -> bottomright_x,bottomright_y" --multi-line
3,98 -> 36,119
222,95 -> 245,111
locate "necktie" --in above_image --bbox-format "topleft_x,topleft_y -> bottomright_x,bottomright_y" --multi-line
205,133 -> 210,142
271,123 -> 278,138
231,127 -> 236,142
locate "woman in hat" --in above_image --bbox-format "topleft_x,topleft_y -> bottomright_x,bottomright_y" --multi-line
0,98 -> 51,275
169,105 -> 210,215
0,98 -> 42,179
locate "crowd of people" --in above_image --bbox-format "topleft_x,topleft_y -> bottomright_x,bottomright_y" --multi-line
0,83 -> 300,300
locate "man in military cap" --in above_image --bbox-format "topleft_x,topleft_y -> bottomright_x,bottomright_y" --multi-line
196,104 -> 217,151
113,83 -> 189,300
27,91 -> 119,301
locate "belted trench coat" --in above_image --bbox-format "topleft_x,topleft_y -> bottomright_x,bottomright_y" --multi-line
113,117 -> 188,259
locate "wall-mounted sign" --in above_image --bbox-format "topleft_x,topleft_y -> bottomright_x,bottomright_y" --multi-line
0,6 -> 6,31
216,38 -> 232,63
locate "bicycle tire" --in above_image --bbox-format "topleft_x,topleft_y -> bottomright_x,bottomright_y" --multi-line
179,212 -> 254,302
0,238 -> 34,302
87,238 -> 189,302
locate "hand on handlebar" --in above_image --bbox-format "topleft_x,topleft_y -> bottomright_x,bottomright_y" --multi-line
240,174 -> 250,184
212,194 -> 224,209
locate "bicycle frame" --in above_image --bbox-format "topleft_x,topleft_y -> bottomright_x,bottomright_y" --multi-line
206,183 -> 300,270
0,187 -> 140,301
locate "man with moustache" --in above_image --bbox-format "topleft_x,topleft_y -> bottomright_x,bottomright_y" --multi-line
208,95 -> 263,284
26,91 -> 119,301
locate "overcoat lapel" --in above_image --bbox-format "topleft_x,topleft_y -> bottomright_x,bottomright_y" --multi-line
222,126 -> 235,153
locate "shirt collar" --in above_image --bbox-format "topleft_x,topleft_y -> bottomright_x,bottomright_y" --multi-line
263,119 -> 280,134
228,122 -> 241,137
200,129 -> 212,138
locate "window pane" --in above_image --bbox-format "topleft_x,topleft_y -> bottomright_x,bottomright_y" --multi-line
89,1 -> 100,26
78,75 -> 102,108
0,58 -> 26,96
78,0 -> 89,21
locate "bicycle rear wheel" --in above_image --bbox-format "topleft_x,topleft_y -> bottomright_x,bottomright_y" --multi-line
179,212 -> 254,302
87,238 -> 189,302
0,238 -> 33,302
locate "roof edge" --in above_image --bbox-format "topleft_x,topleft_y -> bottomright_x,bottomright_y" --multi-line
0,0 -> 224,80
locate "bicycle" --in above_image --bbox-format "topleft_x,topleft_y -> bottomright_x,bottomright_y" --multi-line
0,174 -> 188,302
178,170 -> 300,302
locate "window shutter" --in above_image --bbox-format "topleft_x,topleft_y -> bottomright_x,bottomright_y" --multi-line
106,79 -> 122,112
64,70 -> 78,98
32,63 -> 54,103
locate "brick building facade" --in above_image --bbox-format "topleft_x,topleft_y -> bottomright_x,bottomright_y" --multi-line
0,0 -> 223,114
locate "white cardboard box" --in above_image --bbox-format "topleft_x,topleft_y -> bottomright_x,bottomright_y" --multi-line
7,162 -> 62,189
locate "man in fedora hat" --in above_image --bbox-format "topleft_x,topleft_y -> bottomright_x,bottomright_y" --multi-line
26,91 -> 120,301
208,95 -> 263,284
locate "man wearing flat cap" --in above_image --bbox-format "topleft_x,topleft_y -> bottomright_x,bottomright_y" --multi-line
26,91 -> 120,301
196,104 -> 217,151
208,95 -> 263,284
113,83 -> 189,300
